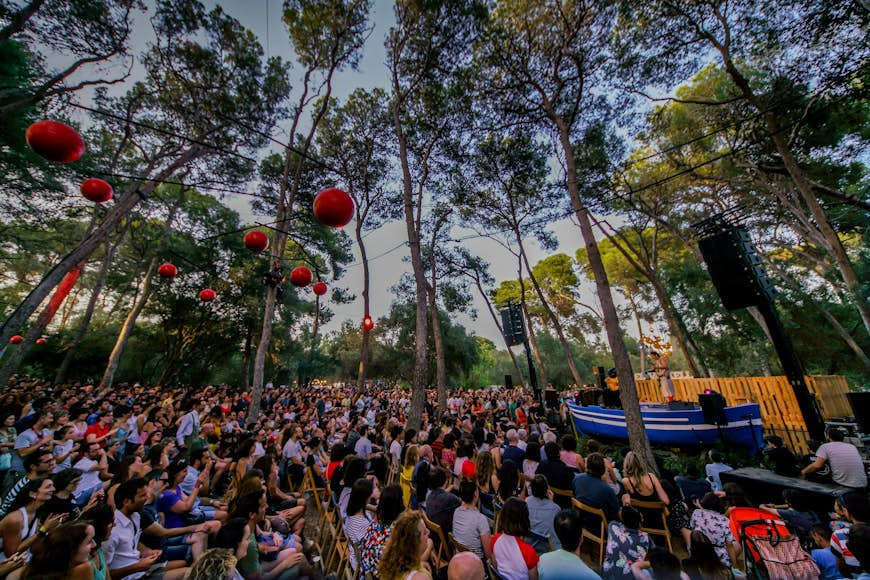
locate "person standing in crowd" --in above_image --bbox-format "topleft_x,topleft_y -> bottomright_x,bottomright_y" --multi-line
649,352 -> 675,402
176,400 -> 203,450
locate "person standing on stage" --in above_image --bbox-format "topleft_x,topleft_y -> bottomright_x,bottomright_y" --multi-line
649,352 -> 676,402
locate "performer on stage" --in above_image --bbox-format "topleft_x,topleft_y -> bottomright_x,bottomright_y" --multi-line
650,351 -> 675,402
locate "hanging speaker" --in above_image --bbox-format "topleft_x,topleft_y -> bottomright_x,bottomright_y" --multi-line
697,227 -> 776,311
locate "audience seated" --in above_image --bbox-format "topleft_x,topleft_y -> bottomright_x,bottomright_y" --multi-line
537,509 -> 600,579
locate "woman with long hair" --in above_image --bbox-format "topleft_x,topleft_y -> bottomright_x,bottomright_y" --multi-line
225,438 -> 256,503
682,530 -> 734,580
0,478 -> 60,559
252,456 -> 305,536
0,412 -> 17,479
21,521 -> 96,579
185,548 -> 241,580
496,459 -> 523,503
620,451 -> 669,527
360,484 -> 404,578
80,503 -> 114,580
106,455 -> 145,508
492,497 -> 538,580
560,434 -> 585,472
378,511 -> 432,580
475,450 -> 497,495
346,478 -> 376,571
145,443 -> 169,472
401,446 -> 419,509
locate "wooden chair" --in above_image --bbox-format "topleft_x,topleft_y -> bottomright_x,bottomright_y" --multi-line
630,499 -> 673,552
326,518 -> 350,578
421,511 -> 453,575
448,531 -> 473,554
487,558 -> 505,580
302,467 -> 327,517
572,498 -> 607,567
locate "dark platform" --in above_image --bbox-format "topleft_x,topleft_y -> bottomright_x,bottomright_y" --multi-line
720,467 -> 857,520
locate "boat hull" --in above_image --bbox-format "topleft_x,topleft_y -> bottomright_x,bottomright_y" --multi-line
567,401 -> 763,453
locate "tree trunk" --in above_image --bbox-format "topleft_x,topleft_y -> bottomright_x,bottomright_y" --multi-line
392,102 -> 429,431
248,69 -> 337,423
813,303 -> 870,371
554,120 -> 657,471
355,221 -> 371,397
519,243 -> 585,388
626,288 -> 645,375
0,152 -> 198,347
428,290 -> 448,415
0,262 -> 84,388
55,241 -> 116,384
241,330 -> 253,390
720,54 -> 870,337
473,277 -> 525,387
99,192 -> 183,389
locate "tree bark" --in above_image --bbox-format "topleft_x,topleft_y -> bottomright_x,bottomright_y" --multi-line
0,151 -> 198,347
55,241 -> 117,385
428,290 -> 448,415
391,101 -> 429,431
517,260 -> 548,389
553,118 -> 657,471
355,220 -> 371,397
241,330 -> 253,390
99,192 -> 183,389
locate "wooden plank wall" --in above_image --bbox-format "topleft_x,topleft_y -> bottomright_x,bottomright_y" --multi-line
634,375 -> 852,454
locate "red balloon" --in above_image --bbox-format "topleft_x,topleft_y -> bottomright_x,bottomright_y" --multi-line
244,230 -> 269,252
157,263 -> 178,278
312,281 -> 328,296
313,188 -> 354,228
80,178 -> 113,203
289,267 -> 312,287
35,338 -> 46,345
199,289 -> 216,302
9,335 -> 23,345
362,314 -> 374,332
25,120 -> 86,163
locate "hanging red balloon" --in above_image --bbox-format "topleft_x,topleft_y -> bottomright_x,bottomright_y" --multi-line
9,335 -> 23,345
362,314 -> 374,332
80,178 -> 113,203
35,338 -> 46,345
313,188 -> 354,228
289,267 -> 312,287
243,230 -> 269,253
25,120 -> 86,163
199,289 -> 216,302
312,281 -> 328,296
157,263 -> 178,278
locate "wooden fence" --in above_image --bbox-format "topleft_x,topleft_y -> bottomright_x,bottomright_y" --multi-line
635,375 -> 853,454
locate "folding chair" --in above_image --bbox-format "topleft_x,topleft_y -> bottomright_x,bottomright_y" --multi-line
573,498 -> 607,568
528,529 -> 556,554
449,531 -> 473,554
630,499 -> 673,552
421,511 -> 453,576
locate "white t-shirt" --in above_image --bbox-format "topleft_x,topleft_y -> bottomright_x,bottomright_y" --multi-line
73,457 -> 102,499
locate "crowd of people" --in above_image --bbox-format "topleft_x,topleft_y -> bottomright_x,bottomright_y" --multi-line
0,376 -> 867,580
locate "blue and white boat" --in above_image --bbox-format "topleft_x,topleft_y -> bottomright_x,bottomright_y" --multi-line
567,401 -> 764,453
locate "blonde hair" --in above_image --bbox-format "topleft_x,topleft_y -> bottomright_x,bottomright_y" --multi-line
622,451 -> 648,490
475,450 -> 494,488
184,548 -> 238,579
404,444 -> 420,469
379,511 -> 425,580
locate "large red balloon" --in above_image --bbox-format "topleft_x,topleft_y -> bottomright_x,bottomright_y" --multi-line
199,289 -> 216,302
244,230 -> 269,253
80,178 -> 113,203
313,188 -> 354,228
312,281 -> 328,296
157,263 -> 178,278
35,338 -> 46,345
9,335 -> 23,344
25,120 -> 86,163
289,267 -> 312,287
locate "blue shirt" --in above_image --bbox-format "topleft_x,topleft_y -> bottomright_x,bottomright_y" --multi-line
538,549 -> 601,580
502,445 -> 525,466
811,547 -> 843,580
573,473 -> 619,523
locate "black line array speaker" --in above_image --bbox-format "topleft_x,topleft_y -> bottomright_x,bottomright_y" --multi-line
847,392 -> 870,434
699,391 -> 728,426
504,374 -> 513,390
697,227 -> 776,310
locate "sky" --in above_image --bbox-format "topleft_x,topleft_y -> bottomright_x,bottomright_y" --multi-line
63,1 -> 647,349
